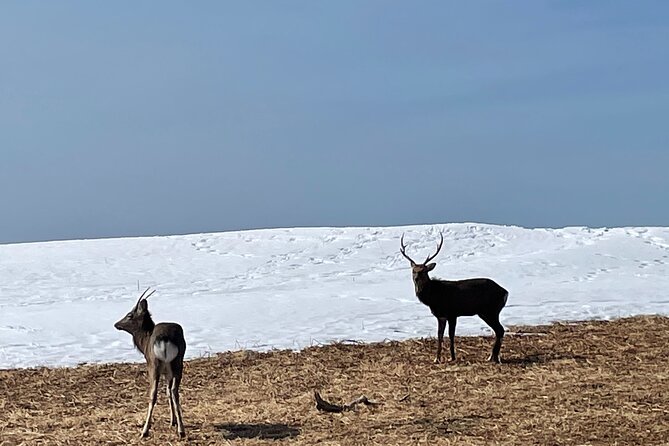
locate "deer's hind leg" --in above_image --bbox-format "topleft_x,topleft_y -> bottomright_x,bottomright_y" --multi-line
170,361 -> 186,438
480,313 -> 504,363
167,377 -> 177,426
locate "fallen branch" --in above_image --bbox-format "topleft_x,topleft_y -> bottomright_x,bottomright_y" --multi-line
314,391 -> 381,413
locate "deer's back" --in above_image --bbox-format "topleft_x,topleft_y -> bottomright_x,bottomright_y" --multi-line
425,278 -> 508,318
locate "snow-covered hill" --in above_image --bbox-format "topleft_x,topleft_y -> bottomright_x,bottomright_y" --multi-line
1,223 -> 668,368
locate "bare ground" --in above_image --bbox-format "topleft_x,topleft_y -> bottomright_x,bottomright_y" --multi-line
1,316 -> 668,445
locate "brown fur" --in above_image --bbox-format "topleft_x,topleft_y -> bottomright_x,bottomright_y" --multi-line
114,292 -> 187,438
401,234 -> 508,363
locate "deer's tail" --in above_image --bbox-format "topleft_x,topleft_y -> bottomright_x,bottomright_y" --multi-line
153,338 -> 179,363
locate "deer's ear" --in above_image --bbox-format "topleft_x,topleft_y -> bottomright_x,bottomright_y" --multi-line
426,263 -> 437,271
137,299 -> 148,312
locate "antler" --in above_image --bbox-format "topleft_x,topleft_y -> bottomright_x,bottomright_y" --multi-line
423,232 -> 444,264
399,233 -> 417,266
135,287 -> 156,307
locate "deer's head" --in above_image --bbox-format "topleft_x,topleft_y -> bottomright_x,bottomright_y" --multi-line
114,288 -> 155,334
400,233 -> 443,286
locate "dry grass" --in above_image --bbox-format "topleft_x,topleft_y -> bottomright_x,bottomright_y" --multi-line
2,316 -> 669,445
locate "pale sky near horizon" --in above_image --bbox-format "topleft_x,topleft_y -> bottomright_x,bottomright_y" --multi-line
1,1 -> 668,244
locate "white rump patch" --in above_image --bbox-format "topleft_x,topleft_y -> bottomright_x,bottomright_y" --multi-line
153,340 -> 179,363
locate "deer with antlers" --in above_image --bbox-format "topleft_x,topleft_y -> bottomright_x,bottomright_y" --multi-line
400,233 -> 508,363
114,288 -> 187,439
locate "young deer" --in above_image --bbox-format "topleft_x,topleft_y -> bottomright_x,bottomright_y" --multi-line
400,233 -> 508,363
114,288 -> 187,439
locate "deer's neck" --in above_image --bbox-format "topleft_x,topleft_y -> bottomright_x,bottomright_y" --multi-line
414,275 -> 434,302
132,317 -> 156,359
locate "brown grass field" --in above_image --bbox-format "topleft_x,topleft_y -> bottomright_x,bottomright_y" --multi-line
1,316 -> 668,445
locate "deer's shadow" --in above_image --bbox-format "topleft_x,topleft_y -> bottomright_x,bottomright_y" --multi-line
216,423 -> 300,440
504,352 -> 587,365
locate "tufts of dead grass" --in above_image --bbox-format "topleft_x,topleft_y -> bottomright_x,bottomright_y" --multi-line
1,316 -> 669,445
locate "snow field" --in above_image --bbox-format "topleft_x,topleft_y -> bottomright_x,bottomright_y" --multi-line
1,223 -> 668,368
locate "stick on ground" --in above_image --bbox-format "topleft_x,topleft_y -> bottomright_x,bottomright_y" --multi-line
314,391 -> 381,413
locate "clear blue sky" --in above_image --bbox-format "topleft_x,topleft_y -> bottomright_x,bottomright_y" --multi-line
1,1 -> 668,244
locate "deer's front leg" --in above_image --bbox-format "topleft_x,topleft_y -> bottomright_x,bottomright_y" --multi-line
448,317 -> 457,361
141,370 -> 160,438
434,318 -> 446,363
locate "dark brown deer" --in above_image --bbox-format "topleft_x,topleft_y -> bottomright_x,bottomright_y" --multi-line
114,288 -> 187,438
400,233 -> 508,363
